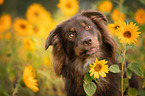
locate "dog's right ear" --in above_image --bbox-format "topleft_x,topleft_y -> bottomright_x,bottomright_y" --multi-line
81,10 -> 108,22
45,26 -> 61,50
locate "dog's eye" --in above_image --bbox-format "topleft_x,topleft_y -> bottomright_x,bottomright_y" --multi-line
68,33 -> 74,38
85,24 -> 92,30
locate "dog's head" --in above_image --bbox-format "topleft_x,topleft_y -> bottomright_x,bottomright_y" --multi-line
45,11 -> 117,76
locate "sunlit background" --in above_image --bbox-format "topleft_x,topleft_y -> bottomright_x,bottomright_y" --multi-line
0,0 -> 145,96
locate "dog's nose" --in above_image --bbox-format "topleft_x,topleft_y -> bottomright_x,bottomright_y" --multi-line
82,37 -> 93,45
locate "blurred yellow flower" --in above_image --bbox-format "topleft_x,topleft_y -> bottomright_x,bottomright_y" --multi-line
135,8 -> 145,24
14,18 -> 32,36
23,65 -> 39,92
98,1 -> 113,12
44,56 -> 51,67
26,3 -> 53,26
108,20 -> 123,36
32,21 -> 57,38
89,58 -> 109,79
32,24 -> 50,37
5,32 -> 11,40
26,3 -> 45,23
0,14 -> 11,32
57,0 -> 79,16
0,0 -> 4,5
111,8 -> 126,21
116,22 -> 141,45
41,11 -> 53,27
22,38 -> 36,51
32,25 -> 45,37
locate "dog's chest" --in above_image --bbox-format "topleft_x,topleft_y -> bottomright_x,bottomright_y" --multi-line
73,56 -> 97,75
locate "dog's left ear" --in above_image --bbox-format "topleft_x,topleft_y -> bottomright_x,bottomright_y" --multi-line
81,10 -> 108,22
45,26 -> 61,50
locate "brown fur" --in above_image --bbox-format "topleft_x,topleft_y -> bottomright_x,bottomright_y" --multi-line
45,10 -> 121,96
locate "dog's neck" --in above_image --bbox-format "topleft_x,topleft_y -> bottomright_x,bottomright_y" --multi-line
73,51 -> 104,75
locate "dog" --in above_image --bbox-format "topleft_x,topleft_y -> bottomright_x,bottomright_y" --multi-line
45,10 -> 137,96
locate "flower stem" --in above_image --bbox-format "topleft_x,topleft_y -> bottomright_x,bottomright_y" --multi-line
119,0 -> 124,7
119,0 -> 125,95
121,45 -> 126,96
12,83 -> 20,96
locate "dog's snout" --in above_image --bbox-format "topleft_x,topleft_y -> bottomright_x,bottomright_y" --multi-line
82,37 -> 93,45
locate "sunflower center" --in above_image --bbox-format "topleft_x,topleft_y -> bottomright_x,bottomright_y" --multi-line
94,64 -> 102,72
66,3 -> 72,8
34,12 -> 39,17
140,14 -> 143,18
123,31 -> 131,38
20,24 -> 26,29
33,27 -> 39,33
114,25 -> 120,29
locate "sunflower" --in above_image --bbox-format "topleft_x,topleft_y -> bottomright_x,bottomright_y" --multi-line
22,38 -> 36,51
89,58 -> 109,79
107,20 -> 123,36
0,0 -> 4,5
135,8 -> 145,24
26,3 -> 45,23
26,3 -> 53,25
116,22 -> 141,45
14,18 -> 32,36
22,65 -> 39,92
111,8 -> 126,21
98,1 -> 113,12
57,0 -> 79,16
0,14 -> 11,32
32,24 -> 45,37
41,11 -> 53,27
44,56 -> 51,67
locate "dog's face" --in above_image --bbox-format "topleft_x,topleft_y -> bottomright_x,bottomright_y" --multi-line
45,11 -> 110,58
45,11 -> 116,76
60,16 -> 101,58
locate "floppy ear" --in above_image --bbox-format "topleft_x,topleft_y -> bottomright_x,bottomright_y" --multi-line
81,10 -> 108,22
45,26 -> 61,50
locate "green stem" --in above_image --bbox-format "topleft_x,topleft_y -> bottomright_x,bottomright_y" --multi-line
121,45 -> 126,96
119,0 -> 125,95
119,0 -> 124,7
12,83 -> 20,96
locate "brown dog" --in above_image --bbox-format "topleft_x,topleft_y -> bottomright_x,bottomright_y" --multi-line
45,11 -> 121,96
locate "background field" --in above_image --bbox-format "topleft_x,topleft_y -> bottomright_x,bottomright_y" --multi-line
0,0 -> 145,96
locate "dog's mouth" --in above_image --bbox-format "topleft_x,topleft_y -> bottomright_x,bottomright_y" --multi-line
79,47 -> 97,58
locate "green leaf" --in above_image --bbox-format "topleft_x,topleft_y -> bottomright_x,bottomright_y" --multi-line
116,49 -> 121,55
126,45 -> 132,50
123,78 -> 129,92
83,82 -> 96,96
127,88 -> 137,96
109,65 -> 121,73
128,63 -> 144,78
126,69 -> 132,79
121,54 -> 129,60
120,78 -> 129,92
84,73 -> 93,84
